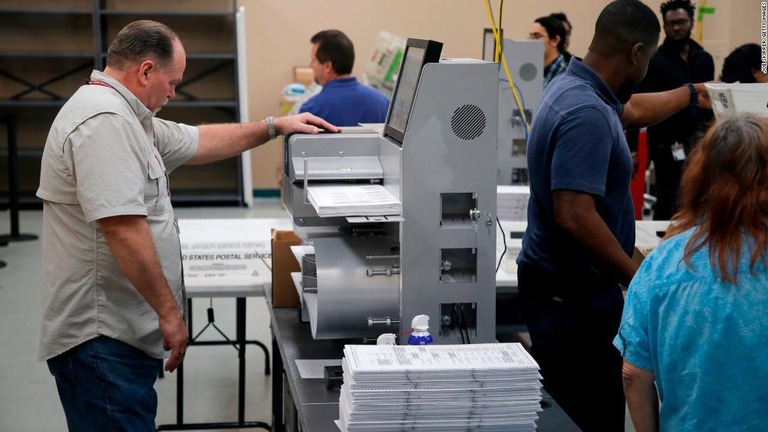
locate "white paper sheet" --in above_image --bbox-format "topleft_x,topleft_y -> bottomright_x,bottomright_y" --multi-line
307,184 -> 401,217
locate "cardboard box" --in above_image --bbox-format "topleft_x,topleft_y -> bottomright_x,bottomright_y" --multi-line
633,220 -> 669,266
293,66 -> 314,88
271,230 -> 302,307
632,247 -> 648,266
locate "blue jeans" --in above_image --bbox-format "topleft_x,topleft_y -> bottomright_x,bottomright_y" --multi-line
47,336 -> 162,432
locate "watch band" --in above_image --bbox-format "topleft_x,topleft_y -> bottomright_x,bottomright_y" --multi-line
685,83 -> 696,108
266,116 -> 277,140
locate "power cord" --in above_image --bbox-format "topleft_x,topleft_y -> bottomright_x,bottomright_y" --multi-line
496,216 -> 506,273
458,304 -> 471,344
451,304 -> 466,344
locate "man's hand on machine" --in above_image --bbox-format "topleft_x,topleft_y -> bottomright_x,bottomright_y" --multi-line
274,113 -> 341,136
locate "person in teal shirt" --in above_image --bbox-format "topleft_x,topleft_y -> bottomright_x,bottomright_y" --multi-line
614,113 -> 768,431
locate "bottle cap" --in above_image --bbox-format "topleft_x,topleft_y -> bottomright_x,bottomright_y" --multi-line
411,314 -> 429,331
376,333 -> 396,345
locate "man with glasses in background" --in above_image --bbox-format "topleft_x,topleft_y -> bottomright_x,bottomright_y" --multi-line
631,0 -> 714,220
549,12 -> 573,62
529,16 -> 568,88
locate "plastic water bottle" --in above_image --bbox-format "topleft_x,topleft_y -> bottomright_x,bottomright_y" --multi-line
408,315 -> 433,345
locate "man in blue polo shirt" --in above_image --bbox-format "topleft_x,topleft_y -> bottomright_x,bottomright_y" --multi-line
517,1 -> 711,430
300,30 -> 389,126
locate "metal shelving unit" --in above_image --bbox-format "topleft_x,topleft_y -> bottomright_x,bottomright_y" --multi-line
0,0 -> 246,208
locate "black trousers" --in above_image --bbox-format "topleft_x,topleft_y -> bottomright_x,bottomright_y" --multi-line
518,266 -> 626,432
650,142 -> 685,220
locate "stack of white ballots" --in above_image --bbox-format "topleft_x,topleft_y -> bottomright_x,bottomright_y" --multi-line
307,184 -> 401,217
337,343 -> 543,432
704,82 -> 768,119
497,185 -> 530,221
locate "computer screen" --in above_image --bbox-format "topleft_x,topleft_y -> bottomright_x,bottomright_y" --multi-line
383,38 -> 443,144
481,28 -> 503,62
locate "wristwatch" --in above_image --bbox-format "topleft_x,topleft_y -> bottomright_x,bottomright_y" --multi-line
685,83 -> 696,108
266,116 -> 277,140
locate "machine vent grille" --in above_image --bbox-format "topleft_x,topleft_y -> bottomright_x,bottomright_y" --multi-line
450,104 -> 486,140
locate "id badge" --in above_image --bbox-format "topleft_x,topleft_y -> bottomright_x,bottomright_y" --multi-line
671,141 -> 686,161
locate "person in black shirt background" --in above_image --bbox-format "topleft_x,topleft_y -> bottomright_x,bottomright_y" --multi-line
632,0 -> 714,220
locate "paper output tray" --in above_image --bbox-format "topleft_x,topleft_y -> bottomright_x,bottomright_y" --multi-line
290,156 -> 383,181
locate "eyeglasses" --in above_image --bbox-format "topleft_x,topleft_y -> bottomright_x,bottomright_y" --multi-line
664,18 -> 691,27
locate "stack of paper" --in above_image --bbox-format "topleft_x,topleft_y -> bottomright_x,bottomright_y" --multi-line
705,82 -> 768,119
307,184 -> 401,217
337,343 -> 542,432
497,185 -> 530,221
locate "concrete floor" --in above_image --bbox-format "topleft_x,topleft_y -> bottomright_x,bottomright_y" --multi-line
0,199 -> 637,432
0,200 -> 286,432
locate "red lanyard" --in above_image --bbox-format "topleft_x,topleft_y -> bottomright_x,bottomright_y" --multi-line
88,80 -> 113,89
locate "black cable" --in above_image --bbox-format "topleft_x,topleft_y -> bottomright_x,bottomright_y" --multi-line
459,304 -> 471,344
497,0 -> 504,60
488,0 -> 505,62
496,216 -> 507,273
452,304 -> 466,344
459,305 -> 467,344
498,0 -> 504,40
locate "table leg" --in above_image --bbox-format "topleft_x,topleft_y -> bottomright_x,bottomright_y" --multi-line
157,297 -> 271,431
237,297 -> 246,424
176,298 -> 194,424
271,331 -> 284,431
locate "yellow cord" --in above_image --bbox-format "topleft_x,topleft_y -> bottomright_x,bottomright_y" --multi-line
696,0 -> 706,43
484,0 -> 530,133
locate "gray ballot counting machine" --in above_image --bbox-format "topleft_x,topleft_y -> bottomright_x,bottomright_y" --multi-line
282,39 -> 498,345
495,39 -> 542,186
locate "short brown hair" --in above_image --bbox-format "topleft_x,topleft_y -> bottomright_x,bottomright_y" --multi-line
310,30 -> 354,75
107,20 -> 180,70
